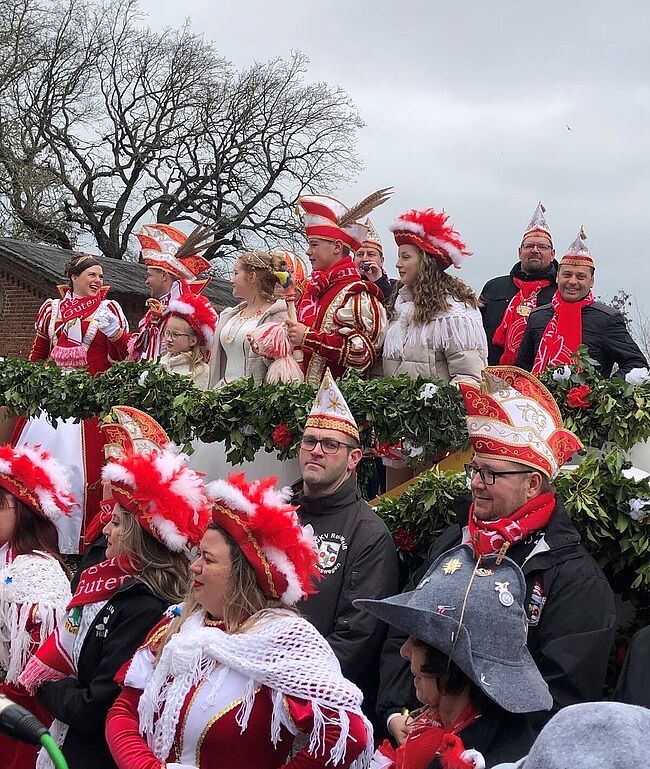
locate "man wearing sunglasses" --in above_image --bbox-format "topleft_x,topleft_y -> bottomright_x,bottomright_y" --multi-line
378,366 -> 615,745
480,202 -> 559,365
295,370 -> 398,726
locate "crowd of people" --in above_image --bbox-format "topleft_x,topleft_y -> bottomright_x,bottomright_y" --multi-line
0,190 -> 648,769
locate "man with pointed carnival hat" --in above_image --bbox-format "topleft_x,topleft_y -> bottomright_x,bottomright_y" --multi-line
516,228 -> 648,378
378,366 -> 615,742
354,218 -> 397,303
129,223 -> 217,362
480,203 -> 559,365
286,190 -> 391,384
295,369 -> 398,721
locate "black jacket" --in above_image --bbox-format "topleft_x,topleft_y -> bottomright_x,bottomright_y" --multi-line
296,475 -> 399,717
613,625 -> 650,708
426,710 -> 538,769
479,262 -> 558,364
377,495 -> 616,733
516,300 -> 648,377
364,272 -> 398,305
38,579 -> 169,769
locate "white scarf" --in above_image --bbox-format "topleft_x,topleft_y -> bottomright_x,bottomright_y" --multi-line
383,286 -> 487,360
136,608 -> 373,768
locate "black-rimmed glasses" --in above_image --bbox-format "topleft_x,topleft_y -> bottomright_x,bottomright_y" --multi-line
464,463 -> 535,486
300,436 -> 356,454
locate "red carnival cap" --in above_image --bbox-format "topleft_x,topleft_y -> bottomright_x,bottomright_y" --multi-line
206,473 -> 319,605
459,366 -> 583,479
297,188 -> 392,253
136,223 -> 217,282
102,445 -> 211,554
390,208 -> 471,270
0,444 -> 75,520
560,227 -> 594,271
167,290 -> 218,351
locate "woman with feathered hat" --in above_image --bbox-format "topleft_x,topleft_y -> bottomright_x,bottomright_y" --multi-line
19,411 -> 211,769
0,444 -> 74,769
106,472 -> 372,769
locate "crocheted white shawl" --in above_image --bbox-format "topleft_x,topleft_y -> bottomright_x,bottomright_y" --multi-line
136,608 -> 373,768
383,286 -> 487,360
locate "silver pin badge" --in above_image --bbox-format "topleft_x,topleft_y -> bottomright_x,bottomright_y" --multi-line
495,581 -> 514,607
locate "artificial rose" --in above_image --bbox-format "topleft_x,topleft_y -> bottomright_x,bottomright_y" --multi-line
271,423 -> 294,447
566,384 -> 592,409
393,527 -> 416,552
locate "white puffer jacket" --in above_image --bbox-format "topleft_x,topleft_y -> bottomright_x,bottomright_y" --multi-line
381,286 -> 487,385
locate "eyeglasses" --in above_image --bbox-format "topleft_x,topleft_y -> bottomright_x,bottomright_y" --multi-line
521,243 -> 552,252
300,436 -> 357,454
163,330 -> 192,340
464,463 -> 535,486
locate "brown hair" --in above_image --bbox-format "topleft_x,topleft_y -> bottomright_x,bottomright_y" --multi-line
388,247 -> 479,325
239,251 -> 288,302
114,507 -> 190,605
0,490 -> 70,577
64,253 -> 102,289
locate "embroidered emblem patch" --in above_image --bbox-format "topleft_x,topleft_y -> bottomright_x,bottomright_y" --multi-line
527,579 -> 546,626
315,533 -> 348,574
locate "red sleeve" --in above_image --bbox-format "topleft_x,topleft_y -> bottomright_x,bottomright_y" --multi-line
29,300 -> 53,361
108,330 -> 129,362
105,687 -> 164,769
283,696 -> 368,769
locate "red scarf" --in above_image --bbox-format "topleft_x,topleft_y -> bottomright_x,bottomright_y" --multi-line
532,291 -> 594,374
376,705 -> 480,769
493,277 -> 552,364
297,257 -> 360,327
468,492 -> 556,558
20,555 -> 139,693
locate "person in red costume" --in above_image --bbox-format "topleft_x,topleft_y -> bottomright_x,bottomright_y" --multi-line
0,444 -> 74,769
12,253 -> 129,554
106,472 -> 372,769
286,189 -> 391,385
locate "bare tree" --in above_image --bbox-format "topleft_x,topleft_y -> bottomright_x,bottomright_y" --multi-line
0,0 -> 362,259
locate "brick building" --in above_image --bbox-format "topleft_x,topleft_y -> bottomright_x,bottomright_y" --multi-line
0,238 -> 234,358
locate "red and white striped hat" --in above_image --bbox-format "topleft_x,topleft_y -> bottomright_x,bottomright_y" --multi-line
102,446 -> 212,554
207,473 -> 319,605
0,443 -> 75,520
167,290 -> 218,351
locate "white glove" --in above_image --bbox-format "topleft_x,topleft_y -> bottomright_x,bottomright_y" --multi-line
95,307 -> 122,339
165,764 -> 198,769
461,749 -> 486,769
625,367 -> 650,385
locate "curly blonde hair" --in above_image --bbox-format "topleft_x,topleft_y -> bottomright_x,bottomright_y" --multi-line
388,248 -> 479,325
239,251 -> 289,302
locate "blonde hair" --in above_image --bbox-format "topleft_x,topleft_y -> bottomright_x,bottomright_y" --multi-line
115,507 -> 191,604
239,251 -> 289,302
388,247 -> 479,325
157,525 -> 294,657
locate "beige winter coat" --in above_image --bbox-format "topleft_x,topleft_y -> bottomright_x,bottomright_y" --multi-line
381,287 -> 487,385
207,300 -> 289,388
159,351 -> 210,390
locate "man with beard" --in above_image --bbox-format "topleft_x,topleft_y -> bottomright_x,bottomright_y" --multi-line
480,203 -> 558,365
295,369 -> 398,723
377,366 -> 615,744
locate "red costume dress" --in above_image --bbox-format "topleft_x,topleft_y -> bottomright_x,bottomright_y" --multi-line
12,288 -> 129,552
0,544 -> 71,769
298,256 -> 386,385
106,609 -> 371,769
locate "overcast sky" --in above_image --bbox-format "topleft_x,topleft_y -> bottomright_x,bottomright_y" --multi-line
139,0 -> 650,308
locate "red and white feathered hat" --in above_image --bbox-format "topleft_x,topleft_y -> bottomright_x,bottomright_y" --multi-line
102,444 -> 211,554
0,444 -> 75,521
521,202 -> 553,246
167,290 -> 218,352
297,188 -> 392,253
136,223 -> 214,282
459,366 -> 583,479
561,226 -> 594,271
206,473 -> 319,605
390,208 -> 471,270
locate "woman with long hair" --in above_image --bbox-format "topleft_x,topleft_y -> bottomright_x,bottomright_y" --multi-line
0,444 -> 74,769
106,472 -> 371,769
11,253 -> 130,555
19,419 -> 211,769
